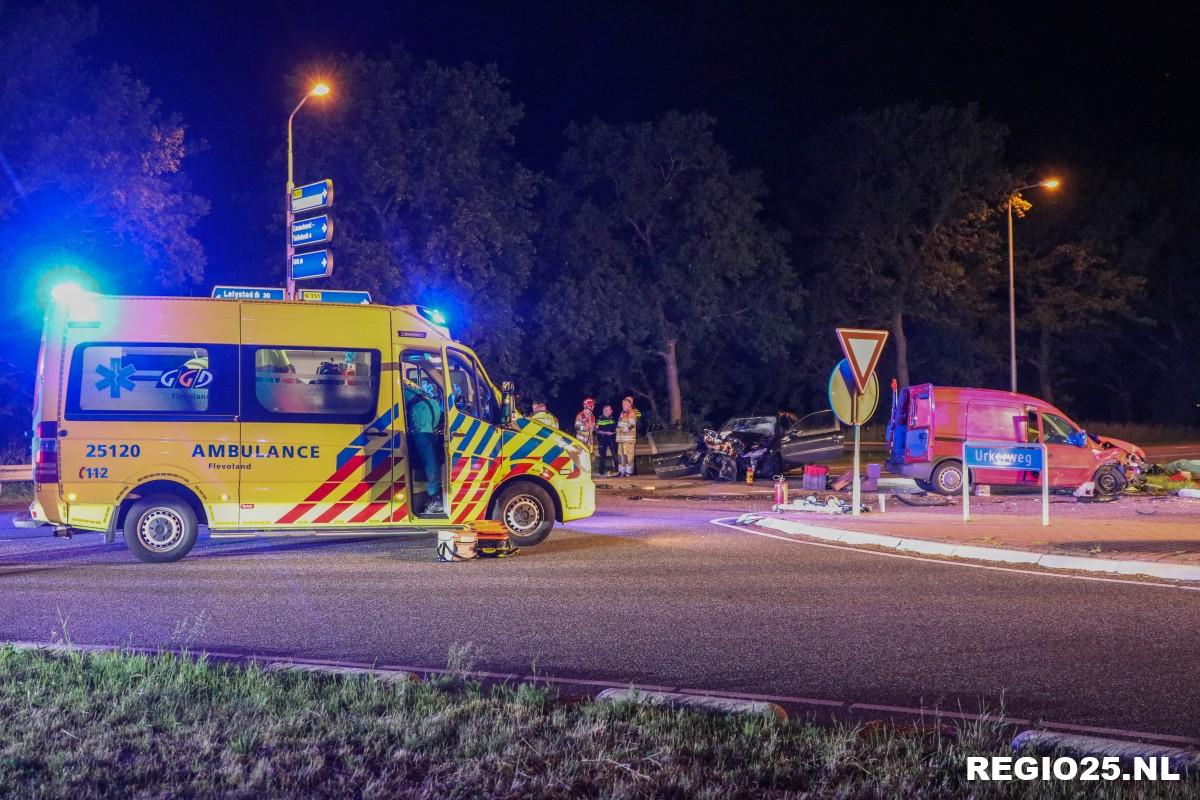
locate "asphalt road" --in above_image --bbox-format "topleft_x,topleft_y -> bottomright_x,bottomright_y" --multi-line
2,494 -> 1199,738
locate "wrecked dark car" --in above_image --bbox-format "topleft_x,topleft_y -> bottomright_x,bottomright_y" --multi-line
651,410 -> 846,481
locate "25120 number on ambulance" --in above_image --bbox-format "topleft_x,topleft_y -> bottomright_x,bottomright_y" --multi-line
27,292 -> 594,562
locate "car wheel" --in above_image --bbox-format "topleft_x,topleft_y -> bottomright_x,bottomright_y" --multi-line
715,457 -> 739,482
701,454 -> 721,481
123,494 -> 198,563
491,482 -> 555,547
914,478 -> 934,493
757,452 -> 782,479
930,460 -> 966,495
1093,464 -> 1127,497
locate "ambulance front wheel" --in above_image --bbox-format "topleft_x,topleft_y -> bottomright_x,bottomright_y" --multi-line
492,483 -> 555,547
123,494 -> 198,563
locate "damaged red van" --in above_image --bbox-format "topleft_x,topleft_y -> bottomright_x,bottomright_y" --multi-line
886,384 -> 1146,496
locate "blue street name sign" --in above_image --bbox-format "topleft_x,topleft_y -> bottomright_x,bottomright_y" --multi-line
298,289 -> 372,305
290,214 -> 332,247
211,286 -> 285,301
962,440 -> 1050,526
290,179 -> 333,214
963,443 -> 1045,472
290,249 -> 333,280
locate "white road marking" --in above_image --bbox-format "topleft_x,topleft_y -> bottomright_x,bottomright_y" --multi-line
710,517 -> 1200,594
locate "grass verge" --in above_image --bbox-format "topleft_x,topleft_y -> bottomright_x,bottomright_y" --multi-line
2,646 -> 1196,798
0,479 -> 32,505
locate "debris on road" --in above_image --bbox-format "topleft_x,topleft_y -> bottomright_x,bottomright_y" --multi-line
772,495 -> 866,515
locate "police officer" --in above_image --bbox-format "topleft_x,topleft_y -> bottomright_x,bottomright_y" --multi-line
594,403 -> 618,476
574,398 -> 597,451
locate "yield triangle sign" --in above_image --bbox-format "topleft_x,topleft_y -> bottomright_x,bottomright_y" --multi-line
836,328 -> 889,394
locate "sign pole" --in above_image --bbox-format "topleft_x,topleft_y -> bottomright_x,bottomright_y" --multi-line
1041,444 -> 1049,526
285,186 -> 295,300
852,392 -> 861,515
962,443 -> 970,522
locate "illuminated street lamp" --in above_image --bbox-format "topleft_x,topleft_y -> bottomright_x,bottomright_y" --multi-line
1006,177 -> 1060,392
285,82 -> 331,300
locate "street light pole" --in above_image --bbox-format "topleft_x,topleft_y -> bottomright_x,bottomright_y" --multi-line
1007,194 -> 1017,393
284,83 -> 330,300
1005,178 -> 1060,393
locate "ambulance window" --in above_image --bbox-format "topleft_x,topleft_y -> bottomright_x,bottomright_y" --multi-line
401,351 -> 444,404
66,343 -> 236,419
248,347 -> 379,422
446,352 -> 480,418
475,371 -> 499,425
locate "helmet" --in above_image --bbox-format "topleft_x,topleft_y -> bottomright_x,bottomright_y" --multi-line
583,398 -> 595,408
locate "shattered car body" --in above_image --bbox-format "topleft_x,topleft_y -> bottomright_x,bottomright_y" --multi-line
652,410 -> 845,481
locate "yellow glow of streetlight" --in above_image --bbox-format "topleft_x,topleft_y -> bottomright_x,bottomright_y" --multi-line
311,82 -> 330,97
1042,178 -> 1060,189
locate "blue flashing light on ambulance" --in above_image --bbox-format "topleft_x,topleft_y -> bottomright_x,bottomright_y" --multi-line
26,289 -> 594,562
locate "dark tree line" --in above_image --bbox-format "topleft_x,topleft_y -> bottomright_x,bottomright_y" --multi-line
2,2 -> 1198,448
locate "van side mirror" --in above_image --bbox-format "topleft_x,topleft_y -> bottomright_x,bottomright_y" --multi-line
1068,430 -> 1087,448
501,381 -> 516,425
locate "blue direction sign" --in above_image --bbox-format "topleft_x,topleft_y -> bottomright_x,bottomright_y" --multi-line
291,214 -> 332,247
298,289 -> 372,305
290,179 -> 333,214
290,249 -> 333,280
211,286 -> 285,301
963,443 -> 1045,472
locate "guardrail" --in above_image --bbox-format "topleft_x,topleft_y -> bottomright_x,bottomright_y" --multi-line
0,464 -> 30,483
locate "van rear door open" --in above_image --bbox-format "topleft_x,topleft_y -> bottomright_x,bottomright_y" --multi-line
903,384 -> 934,463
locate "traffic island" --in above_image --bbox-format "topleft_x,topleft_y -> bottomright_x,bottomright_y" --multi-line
739,492 -> 1200,582
3,644 -> 1195,797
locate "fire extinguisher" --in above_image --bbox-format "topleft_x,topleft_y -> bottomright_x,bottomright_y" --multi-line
774,474 -> 789,506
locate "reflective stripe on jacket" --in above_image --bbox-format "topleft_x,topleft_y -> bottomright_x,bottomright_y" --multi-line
616,410 -> 638,442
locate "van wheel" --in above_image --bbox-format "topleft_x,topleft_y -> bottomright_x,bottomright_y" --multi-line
492,483 -> 555,547
1093,465 -> 1127,497
123,494 -> 198,563
930,460 -> 966,495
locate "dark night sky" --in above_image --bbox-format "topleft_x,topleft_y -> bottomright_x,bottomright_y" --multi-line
87,1 -> 1196,287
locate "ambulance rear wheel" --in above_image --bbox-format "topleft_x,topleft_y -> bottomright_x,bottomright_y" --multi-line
930,460 -> 966,495
123,494 -> 198,563
493,483 -> 554,547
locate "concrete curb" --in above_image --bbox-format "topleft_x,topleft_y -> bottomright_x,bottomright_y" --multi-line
596,688 -> 788,720
748,515 -> 1200,582
1012,730 -> 1200,773
263,662 -> 420,683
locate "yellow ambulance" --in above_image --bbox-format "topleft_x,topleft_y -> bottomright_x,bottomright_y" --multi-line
28,289 -> 594,562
